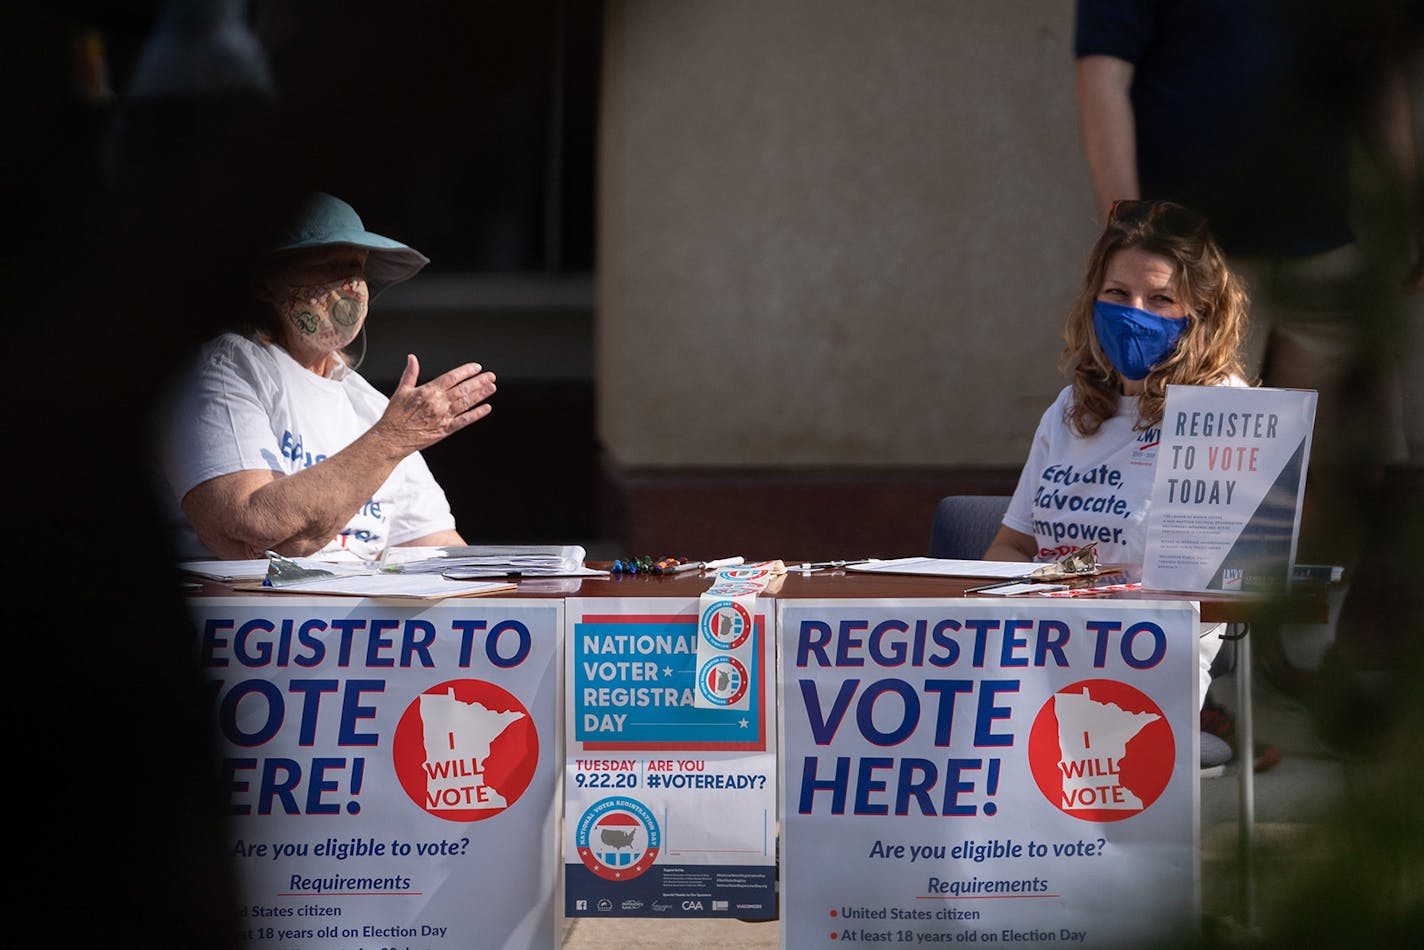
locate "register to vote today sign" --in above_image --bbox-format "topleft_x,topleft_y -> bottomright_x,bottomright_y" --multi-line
779,599 -> 1201,949
193,598 -> 561,950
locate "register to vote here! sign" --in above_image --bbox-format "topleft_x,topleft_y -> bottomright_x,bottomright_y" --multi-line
193,598 -> 562,950
778,599 -> 1200,949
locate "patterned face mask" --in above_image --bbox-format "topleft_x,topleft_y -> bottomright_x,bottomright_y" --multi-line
276,276 -> 369,346
1091,300 -> 1186,381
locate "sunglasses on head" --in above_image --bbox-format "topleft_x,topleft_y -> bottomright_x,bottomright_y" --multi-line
1108,199 -> 1208,237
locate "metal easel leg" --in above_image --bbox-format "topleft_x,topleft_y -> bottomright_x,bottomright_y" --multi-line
1234,623 -> 1256,928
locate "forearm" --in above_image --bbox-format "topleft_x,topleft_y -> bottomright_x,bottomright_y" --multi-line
184,425 -> 407,558
403,529 -> 466,547
1075,55 -> 1140,218
983,525 -> 1036,562
250,442 -> 402,555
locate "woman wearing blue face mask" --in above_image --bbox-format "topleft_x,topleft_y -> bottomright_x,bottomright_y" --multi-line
985,200 -> 1250,707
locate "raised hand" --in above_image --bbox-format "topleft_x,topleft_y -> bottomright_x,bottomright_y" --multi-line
374,354 -> 497,455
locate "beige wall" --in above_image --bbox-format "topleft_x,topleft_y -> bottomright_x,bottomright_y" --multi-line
598,0 -> 1102,470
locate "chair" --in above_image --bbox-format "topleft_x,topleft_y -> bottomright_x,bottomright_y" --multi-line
928,494 -> 1230,776
928,495 -> 1011,559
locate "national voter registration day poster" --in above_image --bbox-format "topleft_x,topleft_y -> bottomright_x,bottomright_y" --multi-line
192,597 -> 562,950
778,599 -> 1199,949
564,597 -> 777,919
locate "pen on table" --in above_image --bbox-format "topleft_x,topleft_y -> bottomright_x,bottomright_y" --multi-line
964,579 -> 1023,594
663,556 -> 745,575
795,558 -> 881,572
649,558 -> 740,572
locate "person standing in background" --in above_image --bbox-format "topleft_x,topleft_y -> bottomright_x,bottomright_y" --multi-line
1074,0 -> 1419,514
1073,0 -> 1423,746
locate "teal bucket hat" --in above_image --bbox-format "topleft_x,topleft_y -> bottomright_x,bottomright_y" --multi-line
270,193 -> 429,295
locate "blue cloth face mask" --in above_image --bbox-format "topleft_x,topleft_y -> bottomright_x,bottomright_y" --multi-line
1091,300 -> 1187,381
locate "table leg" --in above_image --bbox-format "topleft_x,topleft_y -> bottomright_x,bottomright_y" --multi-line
1234,624 -> 1255,928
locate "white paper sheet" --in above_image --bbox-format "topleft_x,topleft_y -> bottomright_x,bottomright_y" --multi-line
179,552 -> 369,582
845,556 -> 1042,579
178,558 -> 273,582
235,573 -> 515,599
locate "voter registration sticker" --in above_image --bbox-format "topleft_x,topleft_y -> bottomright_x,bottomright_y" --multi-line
392,678 -> 539,822
696,655 -> 749,706
575,796 -> 661,881
1026,679 -> 1175,822
699,599 -> 752,650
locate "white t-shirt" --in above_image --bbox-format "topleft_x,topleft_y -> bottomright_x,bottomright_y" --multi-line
1003,383 -> 1243,707
159,333 -> 456,560
1002,386 -> 1162,567
1004,381 -> 1247,567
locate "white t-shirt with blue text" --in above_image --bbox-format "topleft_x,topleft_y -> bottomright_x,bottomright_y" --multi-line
1003,381 -> 1246,567
1003,386 -> 1164,566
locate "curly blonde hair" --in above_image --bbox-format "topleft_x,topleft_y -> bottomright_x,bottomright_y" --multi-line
1062,202 -> 1250,436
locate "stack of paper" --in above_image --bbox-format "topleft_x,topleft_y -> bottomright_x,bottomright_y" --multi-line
181,552 -> 518,599
180,558 -> 295,582
384,544 -> 607,579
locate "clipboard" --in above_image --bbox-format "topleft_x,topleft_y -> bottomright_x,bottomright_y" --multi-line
846,544 -> 1119,582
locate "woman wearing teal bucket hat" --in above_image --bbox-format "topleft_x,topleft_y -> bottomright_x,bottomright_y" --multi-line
158,193 -> 496,561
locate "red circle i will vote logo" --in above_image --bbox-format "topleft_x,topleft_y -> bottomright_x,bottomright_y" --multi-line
392,679 -> 539,822
1027,679 -> 1175,822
